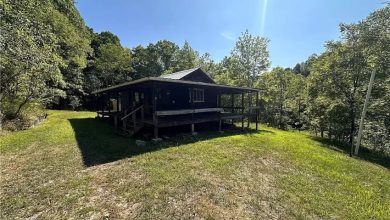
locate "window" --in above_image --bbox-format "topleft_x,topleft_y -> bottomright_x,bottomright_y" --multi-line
190,88 -> 204,103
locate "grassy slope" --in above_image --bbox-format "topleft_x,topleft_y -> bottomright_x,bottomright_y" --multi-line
0,111 -> 389,219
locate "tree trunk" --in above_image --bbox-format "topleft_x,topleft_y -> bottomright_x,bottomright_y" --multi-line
279,103 -> 283,129
349,102 -> 355,145
14,96 -> 31,118
0,108 -> 3,130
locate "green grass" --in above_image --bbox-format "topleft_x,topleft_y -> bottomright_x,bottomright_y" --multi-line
1,110 -> 389,219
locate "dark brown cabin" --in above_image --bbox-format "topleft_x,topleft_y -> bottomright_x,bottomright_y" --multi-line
92,68 -> 260,138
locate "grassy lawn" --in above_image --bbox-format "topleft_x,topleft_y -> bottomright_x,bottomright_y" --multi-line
1,110 -> 389,219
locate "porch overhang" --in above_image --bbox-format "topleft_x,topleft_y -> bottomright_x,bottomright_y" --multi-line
92,77 -> 260,95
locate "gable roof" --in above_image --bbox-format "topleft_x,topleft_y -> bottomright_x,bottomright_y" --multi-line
161,67 -> 215,84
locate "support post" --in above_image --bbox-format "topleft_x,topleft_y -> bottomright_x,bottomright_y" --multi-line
217,93 -> 221,107
154,126 -> 158,139
108,92 -> 111,115
101,93 -> 107,116
190,87 -> 195,135
114,115 -> 118,129
152,84 -> 158,139
141,106 -> 144,126
191,124 -> 196,135
219,120 -> 222,132
247,92 -> 252,128
241,93 -> 244,129
231,94 -> 234,114
132,113 -> 136,129
153,113 -> 158,139
117,92 -> 120,112
123,118 -> 126,131
255,91 -> 259,131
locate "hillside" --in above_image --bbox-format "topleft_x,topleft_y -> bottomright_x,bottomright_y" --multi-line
0,111 -> 389,219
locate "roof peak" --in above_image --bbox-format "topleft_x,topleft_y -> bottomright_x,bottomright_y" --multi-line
161,67 -> 200,78
160,67 -> 215,84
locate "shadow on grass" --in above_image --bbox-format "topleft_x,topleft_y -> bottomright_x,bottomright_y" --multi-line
311,136 -> 390,169
68,118 -> 268,167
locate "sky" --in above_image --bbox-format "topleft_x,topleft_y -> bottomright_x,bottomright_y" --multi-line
76,0 -> 384,68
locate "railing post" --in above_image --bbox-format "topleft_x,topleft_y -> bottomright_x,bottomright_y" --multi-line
132,112 -> 136,129
153,113 -> 158,139
141,106 -> 144,125
114,115 -> 118,130
241,93 -> 244,130
256,91 -> 259,131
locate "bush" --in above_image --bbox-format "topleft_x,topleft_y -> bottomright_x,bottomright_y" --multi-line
1,102 -> 47,131
363,121 -> 390,155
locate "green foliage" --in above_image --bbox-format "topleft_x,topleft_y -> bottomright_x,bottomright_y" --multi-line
254,6 -> 389,153
0,0 -> 91,120
0,0 -> 65,121
307,5 -> 390,150
258,68 -> 307,129
292,54 -> 316,76
131,40 -> 179,78
166,41 -> 199,73
214,30 -> 270,87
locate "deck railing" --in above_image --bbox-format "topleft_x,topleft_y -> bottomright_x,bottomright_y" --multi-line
121,105 -> 144,130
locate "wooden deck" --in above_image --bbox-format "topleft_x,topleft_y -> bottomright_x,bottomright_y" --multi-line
97,107 -> 259,138
143,112 -> 245,128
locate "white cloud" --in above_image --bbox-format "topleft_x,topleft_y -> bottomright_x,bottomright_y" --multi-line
220,32 -> 235,41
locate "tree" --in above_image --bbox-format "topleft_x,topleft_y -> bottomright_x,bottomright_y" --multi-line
165,41 -> 200,74
0,0 -> 65,123
90,31 -> 121,52
258,68 -> 306,129
84,43 -> 132,93
131,40 -> 179,78
307,5 -> 390,150
230,30 -> 270,87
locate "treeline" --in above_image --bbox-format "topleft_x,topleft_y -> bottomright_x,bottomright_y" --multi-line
0,0 -> 216,123
257,6 -> 389,153
1,1 -> 388,153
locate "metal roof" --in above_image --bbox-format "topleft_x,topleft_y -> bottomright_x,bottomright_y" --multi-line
92,77 -> 260,94
160,67 -> 200,80
160,67 -> 215,83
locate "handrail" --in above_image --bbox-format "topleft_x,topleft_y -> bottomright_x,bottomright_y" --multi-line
246,106 -> 261,110
121,105 -> 143,121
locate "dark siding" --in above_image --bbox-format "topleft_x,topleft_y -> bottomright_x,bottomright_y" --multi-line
155,84 -> 218,110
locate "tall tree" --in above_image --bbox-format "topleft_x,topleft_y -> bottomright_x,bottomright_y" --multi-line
307,5 -> 390,148
0,0 -> 66,122
258,68 -> 306,129
165,41 -> 200,73
131,40 -> 179,78
229,30 -> 270,87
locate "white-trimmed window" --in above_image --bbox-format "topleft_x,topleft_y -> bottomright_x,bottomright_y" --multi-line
191,88 -> 204,103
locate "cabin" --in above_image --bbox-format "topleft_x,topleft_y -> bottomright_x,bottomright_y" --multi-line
92,68 -> 260,138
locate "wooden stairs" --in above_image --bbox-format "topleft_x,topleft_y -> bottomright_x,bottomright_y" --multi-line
114,105 -> 145,137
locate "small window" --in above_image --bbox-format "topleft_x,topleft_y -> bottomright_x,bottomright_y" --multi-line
191,88 -> 204,103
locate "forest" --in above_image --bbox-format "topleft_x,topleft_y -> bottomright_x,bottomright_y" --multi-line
1,0 -> 389,154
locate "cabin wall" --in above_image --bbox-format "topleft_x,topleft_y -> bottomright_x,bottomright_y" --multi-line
103,83 -> 243,115
155,85 -> 218,110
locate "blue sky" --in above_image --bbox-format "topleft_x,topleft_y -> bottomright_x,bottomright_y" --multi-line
76,0 -> 384,68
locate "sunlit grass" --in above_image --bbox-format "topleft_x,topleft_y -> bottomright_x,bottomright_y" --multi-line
0,110 -> 389,219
